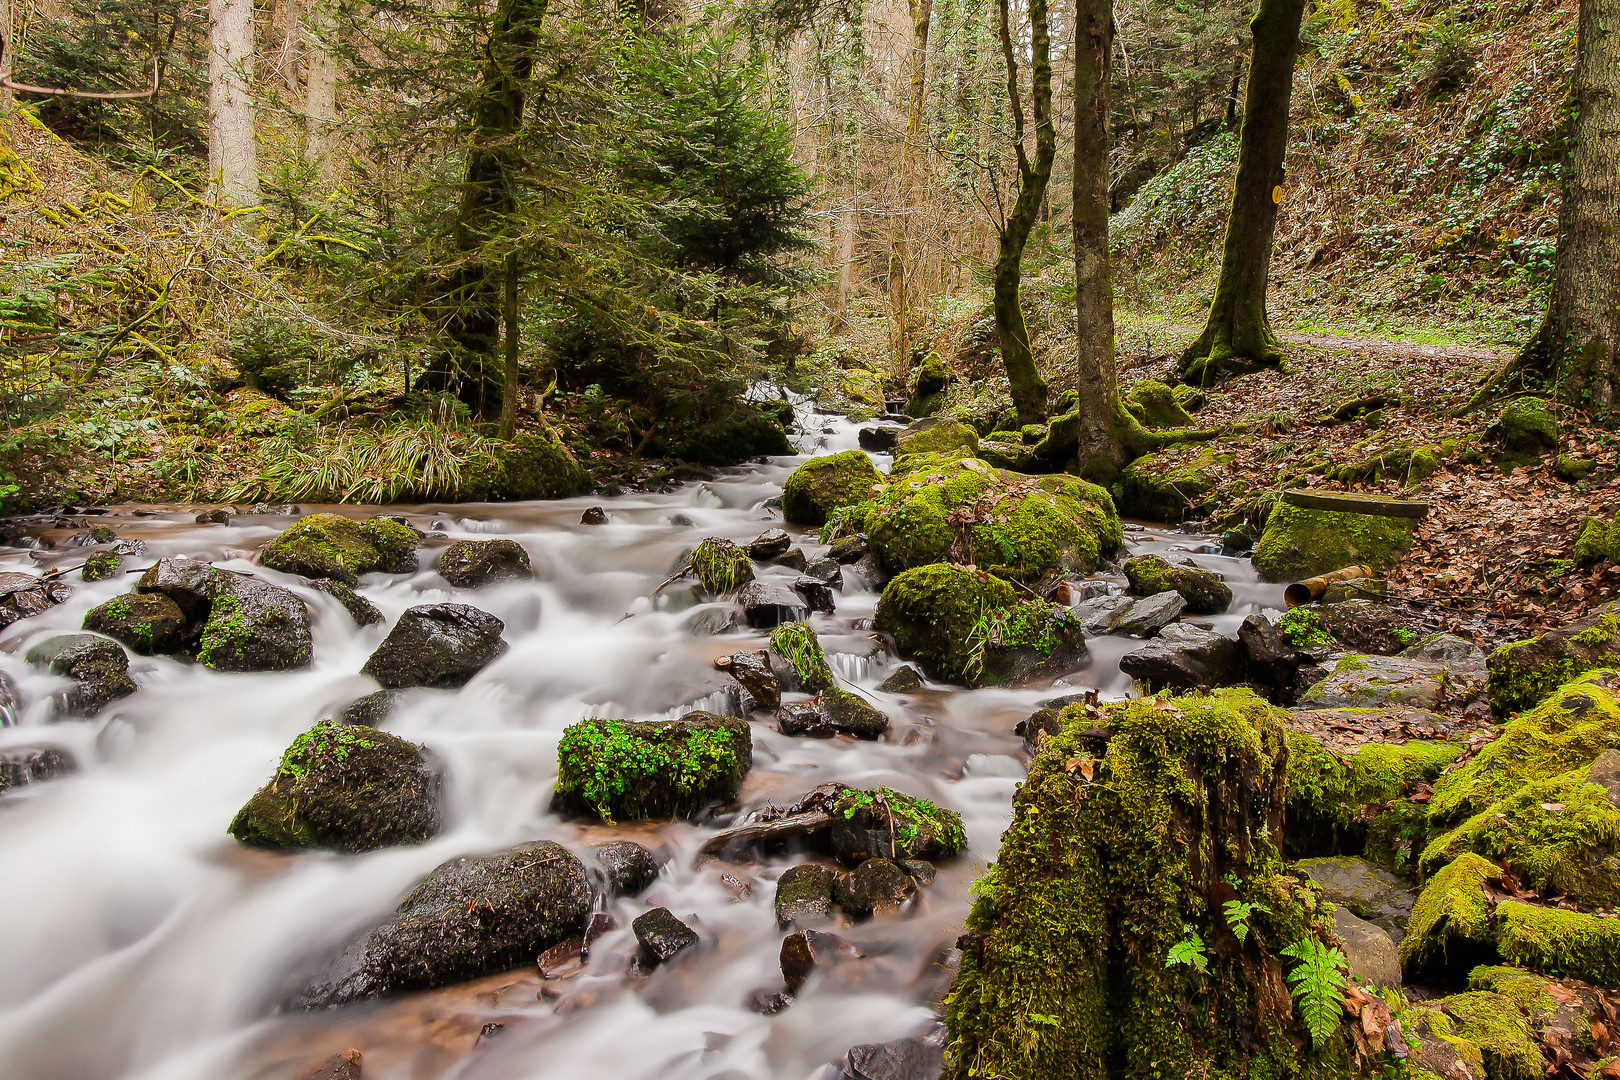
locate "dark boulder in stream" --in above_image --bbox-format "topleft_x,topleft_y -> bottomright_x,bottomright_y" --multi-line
435,539 -> 534,588
297,840 -> 591,1008
82,591 -> 188,655
25,633 -> 137,715
361,603 -> 507,688
260,513 -> 420,585
714,649 -> 780,712
306,578 -> 384,627
1119,622 -> 1242,691
632,907 -> 699,968
229,720 -> 442,852
590,840 -> 662,895
737,580 -> 808,628
105,558 -> 313,672
0,571 -> 73,630
552,712 -> 752,821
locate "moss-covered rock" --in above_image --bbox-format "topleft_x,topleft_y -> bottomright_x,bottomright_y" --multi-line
893,419 -> 979,460
1438,991 -> 1546,1080
459,429 -> 592,498
974,439 -> 1034,472
818,688 -> 890,738
1298,652 -> 1485,714
1408,447 -> 1443,483
840,367 -> 887,418
942,689 -> 1361,1080
830,785 -> 965,862
197,572 -> 313,672
905,352 -> 950,416
1399,852 -> 1503,981
1555,455 -> 1596,483
1253,502 -> 1417,582
1285,732 -> 1459,856
260,513 -> 420,586
1117,441 -> 1233,522
228,720 -> 442,852
552,711 -> 752,822
1487,611 -> 1620,718
862,455 -> 1120,580
689,537 -> 755,595
1490,398 -> 1558,471
436,539 -> 534,588
1494,900 -> 1620,987
781,450 -> 883,527
82,592 -> 187,656
80,550 -> 123,582
1122,554 -> 1233,614
873,565 -> 1086,687
24,633 -> 137,716
1574,517 -> 1619,566
768,621 -> 836,692
1126,380 -> 1195,428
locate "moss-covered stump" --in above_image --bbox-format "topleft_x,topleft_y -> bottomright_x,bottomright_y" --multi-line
873,565 -> 1086,687
1122,554 -> 1232,614
892,419 -> 979,460
260,513 -> 420,585
552,711 -> 752,821
459,429 -> 592,498
768,622 -> 836,692
1253,502 -> 1418,582
1485,607 -> 1620,718
688,537 -> 754,595
1125,380 -> 1195,429
829,785 -> 964,862
943,690 -> 1366,1080
905,352 -> 950,416
781,450 -> 883,526
228,720 -> 443,852
1117,440 -> 1233,522
860,454 -> 1120,580
81,592 -> 187,655
297,840 -> 591,1007
1284,731 -> 1459,857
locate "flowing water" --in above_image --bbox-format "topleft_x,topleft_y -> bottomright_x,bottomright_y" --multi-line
0,416 -> 1284,1080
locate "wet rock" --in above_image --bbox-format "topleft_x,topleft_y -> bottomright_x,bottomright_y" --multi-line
229,720 -> 443,851
436,539 -> 534,588
858,427 -> 899,452
0,670 -> 21,727
748,988 -> 793,1014
536,935 -> 586,980
297,840 -> 591,1007
197,572 -> 314,672
1122,554 -> 1232,615
632,907 -> 698,967
818,689 -> 890,739
690,537 -> 755,595
24,633 -> 137,715
668,513 -> 695,526
776,863 -> 838,927
844,553 -> 886,591
748,529 -> 793,560
780,928 -> 863,993
194,508 -> 232,525
829,535 -> 869,563
835,858 -> 915,917
1297,856 -> 1416,943
337,689 -> 400,727
135,556 -> 215,621
1072,594 -> 1134,635
1119,623 -> 1242,691
878,665 -> 923,694
552,711 -> 752,820
306,578 -> 384,627
80,550 -> 123,581
793,576 -> 836,614
260,513 -> 421,586
580,507 -> 608,525
361,603 -> 507,689
1299,653 -> 1486,714
1332,907 -> 1401,987
0,743 -> 77,794
776,702 -> 828,736
714,649 -> 781,712
82,591 -> 187,655
684,605 -> 743,636
1238,614 -> 1299,689
1015,707 -> 1064,753
591,841 -> 661,895
828,786 -> 964,863
293,1048 -> 363,1080
769,622 -> 837,692
1109,591 -> 1186,637
69,525 -> 118,546
737,580 -> 807,629
840,1034 -> 945,1080
803,558 -> 844,589
782,450 -> 884,526
1486,602 -> 1620,717
0,571 -> 72,630
774,547 -> 809,572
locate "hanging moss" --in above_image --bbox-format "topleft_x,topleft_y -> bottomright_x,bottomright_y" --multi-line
768,621 -> 835,693
552,712 -> 752,822
942,689 -> 1362,1080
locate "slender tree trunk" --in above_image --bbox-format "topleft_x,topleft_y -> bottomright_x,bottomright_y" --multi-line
500,251 -> 519,440
208,0 -> 261,208
993,0 -> 1054,425
1,0 -> 14,117
888,0 -> 931,361
1472,0 -> 1620,410
1071,0 -> 1122,477
1176,0 -> 1305,385
302,0 -> 339,177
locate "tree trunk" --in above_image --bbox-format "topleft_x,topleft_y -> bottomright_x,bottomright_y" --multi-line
208,0 -> 261,208
1471,0 -> 1620,410
302,0 -> 339,177
993,0 -> 1053,426
1176,0 -> 1305,385
1070,0 -> 1122,477
888,0 -> 932,361
2,0 -> 14,118
499,251 -> 519,440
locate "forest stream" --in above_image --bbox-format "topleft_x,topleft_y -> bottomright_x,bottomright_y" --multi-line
0,410 -> 1282,1080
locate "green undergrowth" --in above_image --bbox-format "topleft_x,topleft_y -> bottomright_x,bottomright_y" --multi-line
553,713 -> 751,821
768,621 -> 835,692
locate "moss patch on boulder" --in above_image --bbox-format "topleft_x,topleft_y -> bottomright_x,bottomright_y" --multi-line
1122,554 -> 1233,614
1574,517 -> 1620,566
781,450 -> 883,526
769,622 -> 835,692
260,513 -> 420,585
1117,440 -> 1234,522
229,720 -> 442,851
1285,732 -> 1459,857
1485,609 -> 1620,718
460,429 -> 592,498
552,711 -> 752,822
905,352 -> 950,416
893,419 -> 979,460
1493,900 -> 1620,987
1399,852 -> 1503,981
1438,991 -> 1545,1080
829,786 -> 965,862
1125,380 -> 1195,428
1253,502 -> 1417,582
82,592 -> 187,655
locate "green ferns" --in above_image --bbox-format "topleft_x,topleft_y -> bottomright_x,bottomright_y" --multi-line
1281,938 -> 1350,1047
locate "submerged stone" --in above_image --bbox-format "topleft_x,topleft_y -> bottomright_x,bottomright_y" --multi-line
25,633 -> 137,716
0,743 -> 76,794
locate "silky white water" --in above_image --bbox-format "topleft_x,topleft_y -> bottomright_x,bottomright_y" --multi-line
0,417 -> 1283,1080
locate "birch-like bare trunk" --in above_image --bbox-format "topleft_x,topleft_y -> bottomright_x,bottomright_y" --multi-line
887,0 -> 931,360
302,0 -> 339,176
208,0 -> 261,208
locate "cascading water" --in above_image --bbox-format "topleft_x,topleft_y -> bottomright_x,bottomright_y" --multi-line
0,416 -> 1284,1080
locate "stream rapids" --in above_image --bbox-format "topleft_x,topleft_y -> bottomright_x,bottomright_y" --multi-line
0,414 -> 1285,1080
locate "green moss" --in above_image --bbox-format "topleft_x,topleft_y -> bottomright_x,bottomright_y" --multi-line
1495,399 -> 1558,455
1407,447 -> 1442,483
553,713 -> 752,822
1494,900 -> 1620,987
260,513 -> 420,585
781,450 -> 884,526
834,786 -> 965,858
943,688 -> 1356,1080
1285,732 -> 1459,855
893,420 -> 979,459
1122,553 -> 1233,614
197,590 -> 249,668
1487,627 -> 1620,718
1466,966 -> 1559,1020
1278,609 -> 1334,650
1400,853 -> 1502,979
1439,991 -> 1545,1080
459,430 -> 592,498
1125,380 -> 1195,429
689,537 -> 754,595
1252,502 -> 1417,582
768,621 -> 835,692
841,367 -> 886,416
1555,455 -> 1596,483
1019,423 -> 1045,444
905,353 -> 950,416
1431,672 -> 1620,825
974,440 -> 1028,471
873,564 -> 1017,686
1117,440 -> 1234,522
81,551 -> 122,582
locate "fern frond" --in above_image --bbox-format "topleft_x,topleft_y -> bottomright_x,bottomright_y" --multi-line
1280,937 -> 1349,1046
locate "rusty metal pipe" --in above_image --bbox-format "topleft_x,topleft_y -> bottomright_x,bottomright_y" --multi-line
1284,564 -> 1374,608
